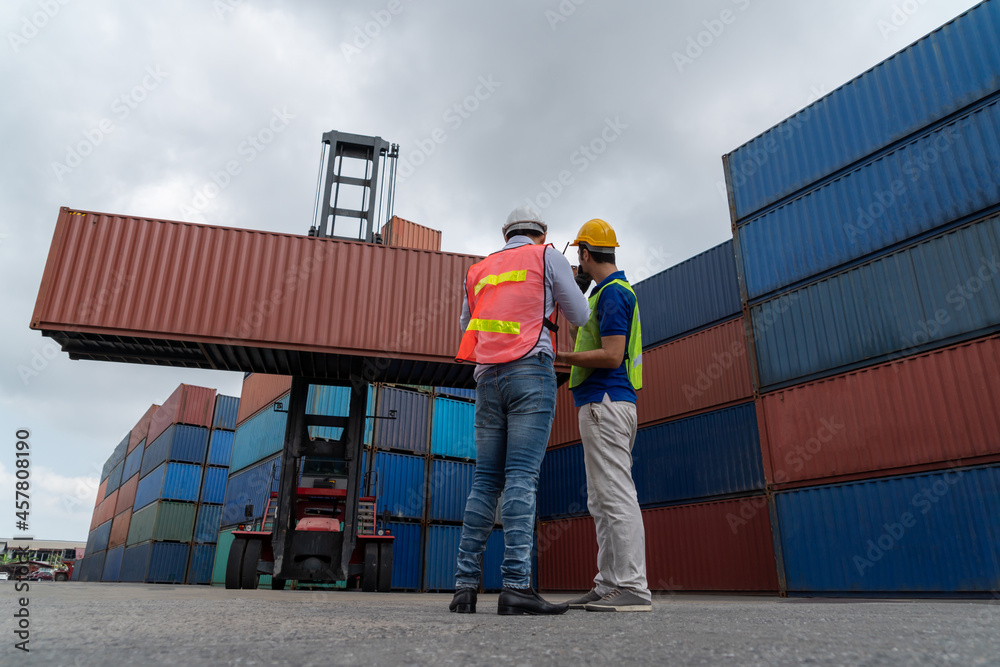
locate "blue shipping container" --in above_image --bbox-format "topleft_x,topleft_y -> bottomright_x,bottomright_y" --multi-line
372,451 -> 426,519
537,444 -> 589,520
122,440 -> 143,483
726,0 -> 1000,221
229,402 -> 287,474
140,424 -> 209,477
428,459 -> 474,522
212,394 -> 240,430
207,429 -> 234,467
120,543 -> 149,582
80,551 -> 106,582
431,397 -> 476,459
374,387 -> 429,453
121,541 -> 190,584
134,462 -> 204,511
424,524 -> 460,590
436,387 -> 476,401
105,460 -> 124,495
110,433 -> 129,467
188,544 -> 217,584
632,402 -> 765,507
87,520 -> 113,555
482,528 -> 505,591
387,521 -> 422,590
307,384 -> 354,441
737,97 -> 1000,300
201,466 -> 228,505
101,545 -> 124,582
222,455 -> 281,527
751,214 -> 1000,389
632,241 -> 742,348
775,464 -> 1000,593
195,504 -> 224,543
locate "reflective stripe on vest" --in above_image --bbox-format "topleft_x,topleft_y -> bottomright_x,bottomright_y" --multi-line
568,278 -> 643,390
456,243 -> 551,365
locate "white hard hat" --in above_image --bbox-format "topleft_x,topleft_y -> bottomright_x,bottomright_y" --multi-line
502,205 -> 548,237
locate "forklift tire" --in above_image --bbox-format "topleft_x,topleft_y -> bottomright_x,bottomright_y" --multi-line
271,578 -> 286,591
241,539 -> 262,590
226,538 -> 247,590
377,542 -> 393,592
362,542 -> 378,592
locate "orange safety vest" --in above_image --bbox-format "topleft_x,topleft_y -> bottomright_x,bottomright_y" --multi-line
456,243 -> 555,364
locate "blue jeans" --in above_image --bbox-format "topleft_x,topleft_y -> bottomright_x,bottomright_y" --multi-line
455,353 -> 557,589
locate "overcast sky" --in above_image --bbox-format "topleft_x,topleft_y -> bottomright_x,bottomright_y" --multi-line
0,0 -> 981,541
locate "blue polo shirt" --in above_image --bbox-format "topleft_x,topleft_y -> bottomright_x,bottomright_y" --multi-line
571,271 -> 638,407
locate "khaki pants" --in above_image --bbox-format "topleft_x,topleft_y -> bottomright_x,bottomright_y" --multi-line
578,393 -> 650,601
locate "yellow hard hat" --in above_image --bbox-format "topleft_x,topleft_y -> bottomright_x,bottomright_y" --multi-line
571,218 -> 619,249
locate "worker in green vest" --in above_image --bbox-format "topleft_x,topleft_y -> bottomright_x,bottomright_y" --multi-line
555,218 -> 650,612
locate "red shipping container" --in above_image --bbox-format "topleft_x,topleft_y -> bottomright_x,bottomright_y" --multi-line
547,318 -> 753,449
94,479 -> 107,507
90,500 -> 102,532
108,509 -> 132,549
757,336 -> 1000,488
538,496 -> 778,593
128,404 -> 159,453
99,489 -> 119,527
115,474 -> 139,515
381,216 -> 442,252
235,374 -> 292,427
147,384 -> 217,445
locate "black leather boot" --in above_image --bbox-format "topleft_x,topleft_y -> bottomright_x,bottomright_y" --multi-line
449,588 -> 477,613
497,587 -> 569,615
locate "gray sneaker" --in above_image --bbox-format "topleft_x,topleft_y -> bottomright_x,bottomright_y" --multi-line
584,589 -> 652,612
566,589 -> 603,609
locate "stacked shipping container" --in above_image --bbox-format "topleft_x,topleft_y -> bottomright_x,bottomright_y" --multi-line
724,0 -> 1000,594
537,241 -> 780,593
78,385 -> 237,584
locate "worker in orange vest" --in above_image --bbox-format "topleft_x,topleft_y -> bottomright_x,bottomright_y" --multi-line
450,205 -> 591,615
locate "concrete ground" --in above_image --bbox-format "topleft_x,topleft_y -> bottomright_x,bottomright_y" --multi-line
2,583 -> 998,666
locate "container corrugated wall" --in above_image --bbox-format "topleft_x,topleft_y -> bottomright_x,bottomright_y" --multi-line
636,318 -> 753,426
127,501 -> 197,545
538,496 -> 779,592
373,452 -> 426,519
120,543 -> 149,583
145,542 -> 190,583
108,509 -> 131,549
736,98 -> 1000,300
115,474 -> 138,514
134,462 -> 203,510
147,384 -> 217,445
547,383 -> 579,449
632,241 -> 742,348
207,430 -> 234,467
201,467 -> 228,505
80,551 -> 106,582
382,215 -> 442,252
387,522 -> 422,590
105,461 -> 124,495
101,545 -> 125,582
374,387 -> 429,453
481,529 -> 506,591
141,424 -> 210,476
726,0 -> 1000,221
222,455 -> 281,527
758,337 -> 1000,487
751,214 -> 1000,389
235,374 -> 292,426
212,395 -> 239,430
436,387 -> 476,401
95,479 -> 107,506
188,544 -> 216,584
632,402 -> 765,507
122,443 -> 143,483
430,397 -> 475,459
195,504 -> 223,543
428,459 -> 474,522
229,403 -> 288,474
537,444 -> 588,519
87,520 -> 113,554
775,464 -> 1000,592
306,384 -> 352,440
424,524 -> 460,590
128,405 -> 158,453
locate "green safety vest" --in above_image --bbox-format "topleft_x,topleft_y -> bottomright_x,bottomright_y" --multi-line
568,278 -> 643,390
